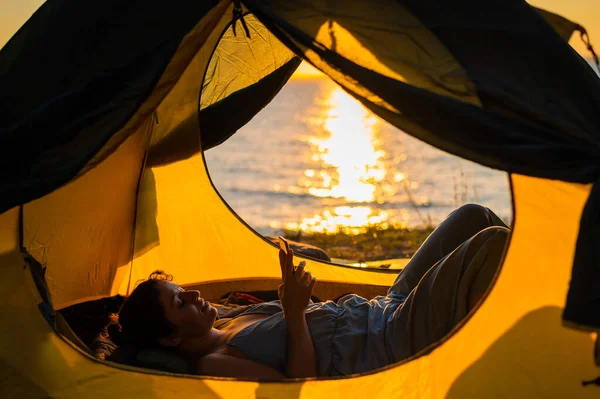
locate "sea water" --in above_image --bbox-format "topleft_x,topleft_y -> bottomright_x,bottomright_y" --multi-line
204,78 -> 512,236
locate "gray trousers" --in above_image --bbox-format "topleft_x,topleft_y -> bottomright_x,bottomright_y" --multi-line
386,204 -> 510,361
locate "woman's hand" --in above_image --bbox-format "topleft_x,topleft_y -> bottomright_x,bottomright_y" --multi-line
277,238 -> 319,378
278,242 -> 316,318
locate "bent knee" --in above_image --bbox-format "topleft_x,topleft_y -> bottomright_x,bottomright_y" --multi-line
454,203 -> 490,218
472,226 -> 510,249
453,203 -> 509,230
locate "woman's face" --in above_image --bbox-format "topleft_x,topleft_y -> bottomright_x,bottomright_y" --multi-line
157,281 -> 218,341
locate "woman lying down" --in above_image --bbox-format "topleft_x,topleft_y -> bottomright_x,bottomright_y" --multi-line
107,204 -> 509,378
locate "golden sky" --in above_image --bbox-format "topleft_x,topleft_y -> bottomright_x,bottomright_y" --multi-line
0,0 -> 43,48
0,1 -> 598,77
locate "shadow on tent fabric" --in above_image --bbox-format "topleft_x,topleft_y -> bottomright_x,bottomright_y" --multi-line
0,359 -> 49,398
133,168 -> 160,259
445,306 -> 596,398
254,379 -> 303,399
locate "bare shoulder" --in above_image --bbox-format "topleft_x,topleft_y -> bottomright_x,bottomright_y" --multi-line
213,344 -> 246,358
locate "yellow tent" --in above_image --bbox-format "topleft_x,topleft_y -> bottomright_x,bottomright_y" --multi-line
1,0 -> 599,397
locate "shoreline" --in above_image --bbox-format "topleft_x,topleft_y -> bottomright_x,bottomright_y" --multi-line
281,225 -> 435,262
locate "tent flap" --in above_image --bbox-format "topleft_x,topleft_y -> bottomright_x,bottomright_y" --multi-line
147,57 -> 301,166
243,0 -> 600,182
199,57 -> 301,150
0,0 -> 219,215
535,7 -> 579,41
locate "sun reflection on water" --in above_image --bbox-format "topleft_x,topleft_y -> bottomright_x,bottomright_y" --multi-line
288,87 -> 393,234
286,206 -> 390,235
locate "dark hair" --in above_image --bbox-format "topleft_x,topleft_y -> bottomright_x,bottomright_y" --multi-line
106,270 -> 176,351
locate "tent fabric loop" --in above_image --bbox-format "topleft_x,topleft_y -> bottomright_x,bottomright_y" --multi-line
232,0 -> 251,38
581,377 -> 600,387
577,25 -> 600,72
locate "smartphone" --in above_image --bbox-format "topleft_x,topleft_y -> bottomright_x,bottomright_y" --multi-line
277,236 -> 289,254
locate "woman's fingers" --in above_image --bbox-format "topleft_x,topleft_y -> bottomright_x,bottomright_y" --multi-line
293,261 -> 316,287
295,261 -> 306,280
279,249 -> 286,279
280,245 -> 294,282
308,277 -> 317,291
300,270 -> 312,285
285,247 -> 295,280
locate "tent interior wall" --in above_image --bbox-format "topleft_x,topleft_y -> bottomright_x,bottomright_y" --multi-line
1,0 -> 600,398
